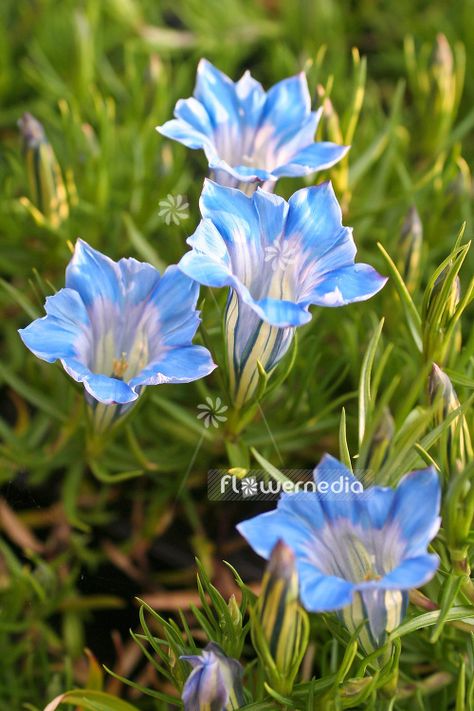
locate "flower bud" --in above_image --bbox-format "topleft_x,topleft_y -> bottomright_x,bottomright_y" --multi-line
429,364 -> 460,422
227,594 -> 242,629
428,34 -> 459,150
180,642 -> 245,711
429,364 -> 471,474
18,113 -> 69,228
430,269 -> 461,321
397,206 -> 423,293
431,33 -> 454,81
423,265 -> 461,364
444,462 -> 474,568
252,540 -> 309,696
225,290 -> 295,410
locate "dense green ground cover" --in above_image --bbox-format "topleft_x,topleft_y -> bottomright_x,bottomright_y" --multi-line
1,1 -> 474,709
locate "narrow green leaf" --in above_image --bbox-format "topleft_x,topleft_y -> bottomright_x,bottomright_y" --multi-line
390,606 -> 474,639
358,318 -> 384,445
339,408 -> 352,472
250,447 -> 293,486
377,243 -> 422,352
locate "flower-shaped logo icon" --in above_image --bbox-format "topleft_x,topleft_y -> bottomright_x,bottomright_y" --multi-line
241,476 -> 258,497
197,396 -> 228,428
158,194 -> 189,225
264,236 -> 297,272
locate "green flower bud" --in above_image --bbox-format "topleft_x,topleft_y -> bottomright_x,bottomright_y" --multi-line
397,206 -> 423,293
423,264 -> 462,364
227,594 -> 242,629
444,462 -> 474,564
18,112 -> 69,228
431,33 -> 454,81
429,364 -> 471,473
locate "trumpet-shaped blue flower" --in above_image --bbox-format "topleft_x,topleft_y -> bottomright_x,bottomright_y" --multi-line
181,642 -> 245,711
178,179 -> 386,407
157,59 -> 348,191
237,455 -> 441,653
19,240 -> 216,429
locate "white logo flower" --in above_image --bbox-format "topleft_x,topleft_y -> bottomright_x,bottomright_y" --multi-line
158,194 -> 189,225
241,476 -> 258,497
197,396 -> 228,429
264,236 -> 297,272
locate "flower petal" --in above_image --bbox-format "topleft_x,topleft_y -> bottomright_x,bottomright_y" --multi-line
377,554 -> 440,590
61,358 -> 137,404
195,58 -> 240,128
179,219 -> 234,288
310,263 -> 388,306
235,70 -> 266,128
66,239 -> 121,309
253,189 -> 288,247
153,265 -> 202,347
313,454 -> 364,525
260,73 -> 311,136
387,468 -> 441,557
363,486 -> 396,529
157,118 -> 211,153
237,508 -> 312,560
117,257 -> 162,306
19,288 -> 90,363
298,561 -> 355,611
129,345 -> 216,388
273,141 -> 350,177
270,111 -> 321,162
286,182 -> 353,266
199,179 -> 261,285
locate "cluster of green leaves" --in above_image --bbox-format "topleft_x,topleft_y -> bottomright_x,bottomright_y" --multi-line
1,0 -> 474,709
37,558 -> 474,710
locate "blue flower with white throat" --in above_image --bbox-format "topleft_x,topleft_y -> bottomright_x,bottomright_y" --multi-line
237,455 -> 441,654
157,58 -> 349,192
178,179 -> 387,408
19,240 -> 216,430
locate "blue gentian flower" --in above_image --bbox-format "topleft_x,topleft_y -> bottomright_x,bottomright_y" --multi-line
237,455 -> 441,653
19,240 -> 216,430
157,59 -> 348,191
181,642 -> 245,711
178,179 -> 387,408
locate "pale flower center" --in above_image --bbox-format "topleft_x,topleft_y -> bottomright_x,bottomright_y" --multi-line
90,321 -> 151,382
307,521 -> 404,584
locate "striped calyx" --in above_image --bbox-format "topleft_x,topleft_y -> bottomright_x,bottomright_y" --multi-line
225,291 -> 294,408
340,588 -> 407,656
252,540 -> 309,696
